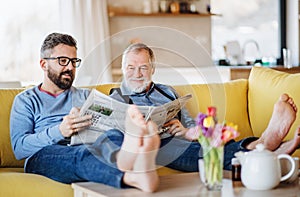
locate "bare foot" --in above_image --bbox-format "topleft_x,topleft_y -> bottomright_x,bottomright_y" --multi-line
274,127 -> 300,155
125,121 -> 160,192
118,105 -> 160,192
247,94 -> 297,150
117,105 -> 147,171
133,122 -> 160,173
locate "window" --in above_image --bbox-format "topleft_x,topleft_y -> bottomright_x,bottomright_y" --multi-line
211,0 -> 282,66
0,0 -> 59,85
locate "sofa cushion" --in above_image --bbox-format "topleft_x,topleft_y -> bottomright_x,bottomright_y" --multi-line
0,89 -> 25,167
0,170 -> 73,197
94,83 -> 120,95
248,66 -> 300,157
248,66 -> 300,140
248,66 -> 299,158
173,80 -> 253,140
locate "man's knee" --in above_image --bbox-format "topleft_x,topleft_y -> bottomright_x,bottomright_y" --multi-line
94,129 -> 124,147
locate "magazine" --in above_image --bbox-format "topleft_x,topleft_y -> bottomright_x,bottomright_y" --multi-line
70,89 -> 192,145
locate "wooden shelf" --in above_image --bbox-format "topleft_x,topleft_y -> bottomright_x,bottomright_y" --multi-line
109,12 -> 221,18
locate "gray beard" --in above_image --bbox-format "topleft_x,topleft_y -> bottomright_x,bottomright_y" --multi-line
127,80 -> 151,93
132,85 -> 147,93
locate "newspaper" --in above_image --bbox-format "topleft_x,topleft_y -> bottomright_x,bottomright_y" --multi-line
70,89 -> 192,145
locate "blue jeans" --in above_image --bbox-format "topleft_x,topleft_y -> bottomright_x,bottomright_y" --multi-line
26,129 -> 125,188
157,136 -> 256,171
26,129 -> 256,187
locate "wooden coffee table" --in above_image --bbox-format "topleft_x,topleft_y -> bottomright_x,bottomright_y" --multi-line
72,171 -> 299,197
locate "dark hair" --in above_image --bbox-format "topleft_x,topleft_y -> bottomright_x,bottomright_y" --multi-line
121,43 -> 155,70
40,32 -> 77,58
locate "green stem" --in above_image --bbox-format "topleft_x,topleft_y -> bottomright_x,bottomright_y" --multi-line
202,146 -> 224,187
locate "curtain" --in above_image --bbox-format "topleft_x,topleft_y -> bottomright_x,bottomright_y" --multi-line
59,0 -> 112,86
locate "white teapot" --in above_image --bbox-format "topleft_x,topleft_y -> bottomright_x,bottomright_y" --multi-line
235,144 -> 295,190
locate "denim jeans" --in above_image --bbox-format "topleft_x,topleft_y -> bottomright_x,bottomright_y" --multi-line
26,129 -> 255,187
156,136 -> 253,171
26,129 -> 125,188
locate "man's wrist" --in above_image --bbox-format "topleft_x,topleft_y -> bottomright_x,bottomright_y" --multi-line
185,127 -> 199,141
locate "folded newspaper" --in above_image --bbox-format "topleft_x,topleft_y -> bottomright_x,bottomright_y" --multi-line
70,89 -> 192,145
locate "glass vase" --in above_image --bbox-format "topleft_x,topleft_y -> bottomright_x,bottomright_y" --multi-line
202,145 -> 224,190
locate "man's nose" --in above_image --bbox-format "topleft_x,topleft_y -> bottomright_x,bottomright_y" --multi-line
65,61 -> 75,70
133,68 -> 142,77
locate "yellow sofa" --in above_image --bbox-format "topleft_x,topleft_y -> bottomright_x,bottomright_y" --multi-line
1,66 -> 300,196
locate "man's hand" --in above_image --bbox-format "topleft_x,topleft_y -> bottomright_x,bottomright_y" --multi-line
164,119 -> 189,137
59,107 -> 92,137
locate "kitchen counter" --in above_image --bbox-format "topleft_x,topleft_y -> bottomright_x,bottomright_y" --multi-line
221,65 -> 300,80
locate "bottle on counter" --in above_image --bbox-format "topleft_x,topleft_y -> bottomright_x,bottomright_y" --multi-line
231,158 -> 241,181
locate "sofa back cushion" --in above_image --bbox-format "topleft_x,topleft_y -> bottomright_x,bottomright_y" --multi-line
173,80 -> 253,140
94,83 -> 120,95
0,89 -> 25,167
248,66 -> 300,140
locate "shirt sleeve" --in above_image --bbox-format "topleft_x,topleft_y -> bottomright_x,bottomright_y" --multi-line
180,107 -> 196,128
166,85 -> 196,128
10,94 -> 65,160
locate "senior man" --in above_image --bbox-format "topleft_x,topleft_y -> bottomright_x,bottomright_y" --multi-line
110,43 -> 300,171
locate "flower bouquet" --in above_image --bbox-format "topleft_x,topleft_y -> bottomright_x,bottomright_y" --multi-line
196,107 -> 239,190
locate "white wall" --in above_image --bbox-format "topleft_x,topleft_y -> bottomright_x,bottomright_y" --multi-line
286,0 -> 299,66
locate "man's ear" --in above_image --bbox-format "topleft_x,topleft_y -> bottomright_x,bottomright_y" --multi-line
40,59 -> 47,71
151,66 -> 155,75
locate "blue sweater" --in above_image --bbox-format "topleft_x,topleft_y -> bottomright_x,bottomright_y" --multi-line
10,85 -> 90,161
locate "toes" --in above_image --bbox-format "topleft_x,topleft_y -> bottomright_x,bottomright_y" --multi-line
287,98 -> 294,106
291,102 -> 298,112
297,127 -> 300,136
127,105 -> 136,116
280,93 -> 289,102
125,106 -> 147,137
147,121 -> 158,135
132,107 -> 147,125
280,94 -> 298,112
128,106 -> 144,121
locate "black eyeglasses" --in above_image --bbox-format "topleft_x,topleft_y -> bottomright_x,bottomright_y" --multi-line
44,56 -> 82,68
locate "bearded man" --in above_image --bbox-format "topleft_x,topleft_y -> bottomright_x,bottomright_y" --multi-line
110,43 -> 300,171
